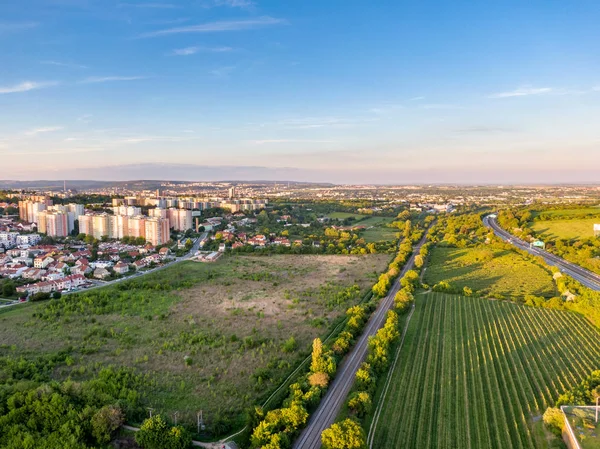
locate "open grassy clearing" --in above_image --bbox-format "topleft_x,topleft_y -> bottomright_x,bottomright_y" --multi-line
532,207 -> 600,218
532,218 -> 600,240
362,227 -> 399,243
356,216 -> 396,227
0,254 -> 389,432
424,246 -> 556,298
370,293 -> 600,449
327,212 -> 367,220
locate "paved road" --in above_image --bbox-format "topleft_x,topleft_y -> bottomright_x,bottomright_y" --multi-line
292,230 -> 430,449
484,215 -> 600,291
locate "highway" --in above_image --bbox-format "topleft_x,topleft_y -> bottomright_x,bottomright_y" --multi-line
292,230 -> 430,449
484,216 -> 600,292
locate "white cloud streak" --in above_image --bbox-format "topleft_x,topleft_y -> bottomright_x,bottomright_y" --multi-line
25,126 -> 64,135
489,87 -> 553,98
80,76 -> 146,83
214,0 -> 255,8
118,2 -> 178,8
250,139 -> 336,145
41,60 -> 89,69
140,16 -> 285,38
171,46 -> 233,55
0,22 -> 39,32
0,81 -> 58,94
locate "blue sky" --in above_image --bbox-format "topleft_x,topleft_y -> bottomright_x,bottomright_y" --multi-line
1,0 -> 600,183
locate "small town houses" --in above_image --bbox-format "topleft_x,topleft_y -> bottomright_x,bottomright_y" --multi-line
16,274 -> 87,295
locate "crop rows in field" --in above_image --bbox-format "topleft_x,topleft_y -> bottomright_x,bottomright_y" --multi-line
369,293 -> 600,449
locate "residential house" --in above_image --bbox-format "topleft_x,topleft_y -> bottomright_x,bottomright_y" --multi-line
93,267 -> 111,279
113,262 -> 130,275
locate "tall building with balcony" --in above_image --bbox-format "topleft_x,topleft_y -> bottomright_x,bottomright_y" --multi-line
127,216 -> 146,240
167,208 -> 193,231
79,214 -> 94,236
144,218 -> 170,246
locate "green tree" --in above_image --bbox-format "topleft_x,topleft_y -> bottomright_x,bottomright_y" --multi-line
135,415 -> 192,449
321,419 -> 367,449
2,280 -> 16,297
91,405 -> 124,444
542,408 -> 565,437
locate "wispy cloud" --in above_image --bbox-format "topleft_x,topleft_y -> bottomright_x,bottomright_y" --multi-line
453,126 -> 517,134
0,21 -> 39,33
77,114 -> 93,123
0,81 -> 58,94
408,96 -> 425,101
213,0 -> 255,8
592,86 -> 600,92
249,139 -> 335,145
80,76 -> 146,83
171,45 -> 233,55
118,2 -> 178,8
41,60 -> 88,69
139,16 -> 286,38
210,66 -> 236,77
489,87 -> 553,99
25,126 -> 64,135
369,104 -> 404,114
420,103 -> 463,109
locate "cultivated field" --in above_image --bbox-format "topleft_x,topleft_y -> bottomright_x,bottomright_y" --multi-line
424,246 -> 556,298
0,254 -> 389,431
369,293 -> 600,449
531,218 -> 600,240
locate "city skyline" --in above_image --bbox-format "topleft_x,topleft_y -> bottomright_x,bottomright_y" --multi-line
2,0 -> 600,183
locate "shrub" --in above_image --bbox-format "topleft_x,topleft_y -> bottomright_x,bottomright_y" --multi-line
135,415 -> 192,449
543,408 -> 565,437
321,419 -> 367,449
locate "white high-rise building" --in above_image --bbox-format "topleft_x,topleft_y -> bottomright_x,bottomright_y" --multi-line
144,218 -> 170,246
92,214 -> 111,240
167,208 -> 193,231
110,215 -> 129,239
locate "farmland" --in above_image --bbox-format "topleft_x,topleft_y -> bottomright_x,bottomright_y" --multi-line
423,246 -> 557,298
0,254 -> 389,433
369,293 -> 600,449
531,218 -> 600,240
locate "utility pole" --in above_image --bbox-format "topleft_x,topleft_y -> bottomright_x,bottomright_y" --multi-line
596,396 -> 600,423
147,407 -> 154,418
197,410 -> 205,433
173,411 -> 179,426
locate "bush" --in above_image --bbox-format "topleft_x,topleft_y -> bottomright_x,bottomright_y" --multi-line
282,336 -> 298,353
543,408 -> 565,437
308,372 -> 330,388
52,291 -> 62,300
91,405 -> 124,444
31,292 -> 51,302
321,419 -> 367,449
135,415 -> 192,449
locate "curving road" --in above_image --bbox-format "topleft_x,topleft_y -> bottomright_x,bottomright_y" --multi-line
292,230 -> 430,449
484,215 -> 600,292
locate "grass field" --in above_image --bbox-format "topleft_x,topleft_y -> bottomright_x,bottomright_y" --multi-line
0,254 -> 389,432
362,227 -> 399,243
369,293 -> 600,449
532,207 -> 600,218
327,212 -> 367,220
424,246 -> 556,298
356,216 -> 396,227
532,218 -> 600,240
